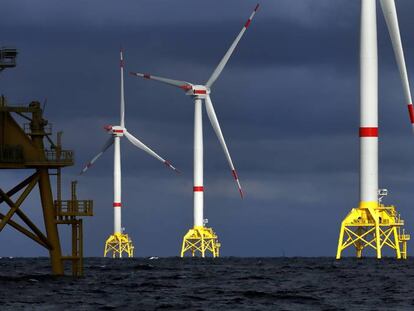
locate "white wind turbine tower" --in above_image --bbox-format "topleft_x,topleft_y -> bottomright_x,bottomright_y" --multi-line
81,50 -> 178,258
131,4 -> 259,257
336,0 -> 411,259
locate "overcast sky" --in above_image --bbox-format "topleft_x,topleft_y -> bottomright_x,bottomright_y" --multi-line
1,0 -> 414,258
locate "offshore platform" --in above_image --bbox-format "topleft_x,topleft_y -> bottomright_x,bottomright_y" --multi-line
0,47 -> 93,276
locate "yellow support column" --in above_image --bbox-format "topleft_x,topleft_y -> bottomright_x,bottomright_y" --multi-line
393,227 -> 401,259
336,221 -> 346,259
355,227 -> 363,258
370,208 -> 382,260
201,234 -> 205,258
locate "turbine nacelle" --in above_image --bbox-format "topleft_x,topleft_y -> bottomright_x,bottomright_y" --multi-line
181,85 -> 210,98
104,125 -> 124,137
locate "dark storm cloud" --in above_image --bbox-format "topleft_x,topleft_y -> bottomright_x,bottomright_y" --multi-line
1,0 -> 414,257
1,9 -> 359,70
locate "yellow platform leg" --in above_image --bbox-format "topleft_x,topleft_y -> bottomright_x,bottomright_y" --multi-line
104,232 -> 134,258
181,226 -> 221,258
336,204 -> 409,259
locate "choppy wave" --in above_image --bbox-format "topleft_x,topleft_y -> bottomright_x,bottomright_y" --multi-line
0,257 -> 412,310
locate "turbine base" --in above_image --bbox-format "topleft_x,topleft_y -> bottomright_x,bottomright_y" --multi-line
336,204 -> 410,259
104,232 -> 134,258
181,226 -> 220,258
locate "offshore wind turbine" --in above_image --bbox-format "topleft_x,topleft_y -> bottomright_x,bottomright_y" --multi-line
131,4 -> 259,257
336,0 -> 411,259
81,50 -> 178,258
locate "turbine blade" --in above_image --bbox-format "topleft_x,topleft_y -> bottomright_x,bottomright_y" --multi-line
380,0 -> 414,132
120,49 -> 126,128
205,95 -> 243,198
205,4 -> 259,88
80,137 -> 114,174
130,72 -> 192,91
124,130 -> 179,173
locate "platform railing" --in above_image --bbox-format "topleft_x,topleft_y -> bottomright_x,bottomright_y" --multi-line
399,234 -> 411,241
44,149 -> 73,163
55,200 -> 93,217
0,145 -> 24,162
24,123 -> 52,136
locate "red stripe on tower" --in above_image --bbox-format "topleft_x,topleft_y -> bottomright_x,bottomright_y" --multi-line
359,127 -> 378,137
245,19 -> 251,28
120,60 -> 124,68
193,186 -> 204,192
113,202 -> 122,207
113,130 -> 124,133
408,104 -> 414,124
